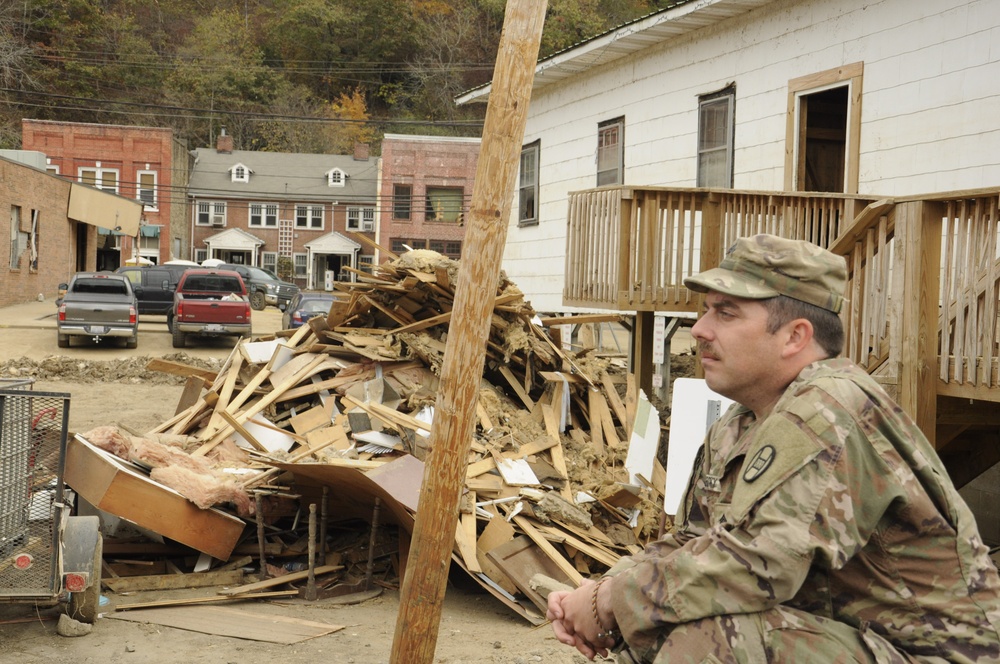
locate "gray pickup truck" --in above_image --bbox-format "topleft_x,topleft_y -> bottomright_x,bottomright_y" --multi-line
57,272 -> 139,348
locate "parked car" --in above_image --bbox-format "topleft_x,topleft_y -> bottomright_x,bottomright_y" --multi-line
216,263 -> 299,311
114,264 -> 192,315
57,272 -> 138,348
168,269 -> 251,348
281,292 -> 336,329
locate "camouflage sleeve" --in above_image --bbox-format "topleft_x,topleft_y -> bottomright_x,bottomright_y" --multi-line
609,388 -> 902,653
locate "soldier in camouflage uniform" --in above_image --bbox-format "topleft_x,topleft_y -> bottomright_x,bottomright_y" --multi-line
547,234 -> 1000,663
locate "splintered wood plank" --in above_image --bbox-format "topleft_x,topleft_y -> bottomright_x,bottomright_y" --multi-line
498,365 -> 534,410
512,516 -> 583,586
145,358 -> 218,383
587,388 -> 605,454
103,570 -> 244,593
217,410 -> 268,453
217,565 -> 343,596
600,373 -> 629,427
456,491 -> 481,573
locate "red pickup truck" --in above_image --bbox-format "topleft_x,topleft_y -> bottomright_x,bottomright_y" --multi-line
167,269 -> 252,348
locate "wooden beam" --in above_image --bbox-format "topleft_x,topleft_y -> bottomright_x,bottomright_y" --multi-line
389,1 -> 548,659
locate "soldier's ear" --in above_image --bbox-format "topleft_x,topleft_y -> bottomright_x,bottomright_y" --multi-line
780,318 -> 815,358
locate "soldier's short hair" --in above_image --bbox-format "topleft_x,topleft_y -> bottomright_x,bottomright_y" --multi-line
762,295 -> 844,358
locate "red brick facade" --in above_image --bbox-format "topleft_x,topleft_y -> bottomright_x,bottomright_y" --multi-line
21,120 -> 189,268
378,134 -> 480,260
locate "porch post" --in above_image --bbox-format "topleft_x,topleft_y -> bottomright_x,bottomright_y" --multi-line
633,311 -> 655,397
894,200 -> 941,445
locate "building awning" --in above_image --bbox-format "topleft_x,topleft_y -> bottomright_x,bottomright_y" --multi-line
139,225 -> 160,238
68,183 -> 143,236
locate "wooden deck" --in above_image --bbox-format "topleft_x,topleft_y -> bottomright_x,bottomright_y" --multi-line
564,186 -> 1000,485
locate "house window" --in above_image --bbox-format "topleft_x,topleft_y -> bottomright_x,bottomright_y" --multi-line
250,203 -> 278,227
46,160 -> 59,176
357,254 -> 374,274
785,63 -> 863,194
429,240 -> 445,254
347,206 -> 375,231
519,140 -> 540,226
328,168 -> 346,187
425,187 -> 463,223
137,171 -> 157,210
197,201 -> 227,226
393,184 -> 412,220
9,205 -> 20,269
293,253 -> 308,278
697,87 -> 735,188
79,166 -> 119,193
391,239 -> 427,253
445,242 -> 462,259
597,117 -> 624,186
194,248 -> 207,263
295,205 -> 323,229
261,252 -> 277,273
232,164 -> 249,183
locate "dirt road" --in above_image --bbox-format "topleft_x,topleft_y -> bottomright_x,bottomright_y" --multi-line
0,300 -> 584,664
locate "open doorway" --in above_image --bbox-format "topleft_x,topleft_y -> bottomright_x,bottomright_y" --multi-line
796,86 -> 848,192
785,62 -> 863,195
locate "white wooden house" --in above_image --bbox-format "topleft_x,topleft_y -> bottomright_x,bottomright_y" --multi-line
459,0 -> 1000,313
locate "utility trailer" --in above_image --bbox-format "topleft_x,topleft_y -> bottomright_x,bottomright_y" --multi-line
0,380 -> 103,622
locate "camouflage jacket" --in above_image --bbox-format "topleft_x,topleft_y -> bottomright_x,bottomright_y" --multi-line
608,359 -> 1000,663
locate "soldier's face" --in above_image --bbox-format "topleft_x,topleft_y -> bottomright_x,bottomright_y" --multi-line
691,292 -> 787,412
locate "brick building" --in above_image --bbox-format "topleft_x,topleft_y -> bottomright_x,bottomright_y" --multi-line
377,134 -> 480,262
20,119 -> 190,270
0,152 -> 143,307
187,133 -> 378,290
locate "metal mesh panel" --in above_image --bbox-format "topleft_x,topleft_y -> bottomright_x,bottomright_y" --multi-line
0,385 -> 71,596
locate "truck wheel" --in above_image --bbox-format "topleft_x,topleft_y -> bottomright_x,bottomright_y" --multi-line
166,313 -> 174,332
125,334 -> 138,349
172,326 -> 186,348
57,333 -> 69,348
68,534 -> 103,624
250,291 -> 266,311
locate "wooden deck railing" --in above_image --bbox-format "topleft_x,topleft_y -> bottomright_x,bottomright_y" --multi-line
564,186 -> 1000,440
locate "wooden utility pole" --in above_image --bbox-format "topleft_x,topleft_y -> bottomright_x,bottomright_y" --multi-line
388,1 -> 548,662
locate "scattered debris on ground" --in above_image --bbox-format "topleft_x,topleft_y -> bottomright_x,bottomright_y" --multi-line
53,250 -> 695,626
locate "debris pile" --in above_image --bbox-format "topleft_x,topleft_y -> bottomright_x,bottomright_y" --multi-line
69,250 -> 675,623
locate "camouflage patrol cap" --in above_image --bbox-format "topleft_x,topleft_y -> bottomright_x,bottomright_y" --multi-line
684,234 -> 847,313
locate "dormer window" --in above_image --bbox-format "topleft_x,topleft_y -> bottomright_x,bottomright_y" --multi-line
327,168 -> 346,187
231,163 -> 250,183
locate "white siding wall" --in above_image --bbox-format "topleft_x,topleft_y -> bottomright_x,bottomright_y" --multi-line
506,0 -> 1000,312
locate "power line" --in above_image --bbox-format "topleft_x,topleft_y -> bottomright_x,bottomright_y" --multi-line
1,89 -> 484,129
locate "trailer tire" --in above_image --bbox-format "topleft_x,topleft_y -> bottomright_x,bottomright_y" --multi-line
68,534 -> 103,624
125,335 -> 138,349
57,333 -> 69,348
172,326 -> 186,348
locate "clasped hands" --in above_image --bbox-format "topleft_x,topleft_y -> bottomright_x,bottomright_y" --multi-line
547,578 -> 619,660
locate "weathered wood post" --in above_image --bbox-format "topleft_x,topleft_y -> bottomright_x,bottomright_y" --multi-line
388,1 -> 548,662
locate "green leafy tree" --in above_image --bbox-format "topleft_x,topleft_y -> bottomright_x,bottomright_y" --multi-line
165,8 -> 287,147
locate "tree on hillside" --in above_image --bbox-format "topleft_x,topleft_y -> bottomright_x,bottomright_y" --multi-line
165,8 -> 288,148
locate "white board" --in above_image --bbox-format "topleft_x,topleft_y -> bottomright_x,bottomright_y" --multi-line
664,378 -> 734,516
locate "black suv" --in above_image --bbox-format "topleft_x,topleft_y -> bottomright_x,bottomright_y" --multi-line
216,263 -> 299,311
115,264 -> 192,315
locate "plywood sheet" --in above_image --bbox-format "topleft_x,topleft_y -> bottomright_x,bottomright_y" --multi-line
110,605 -> 343,644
